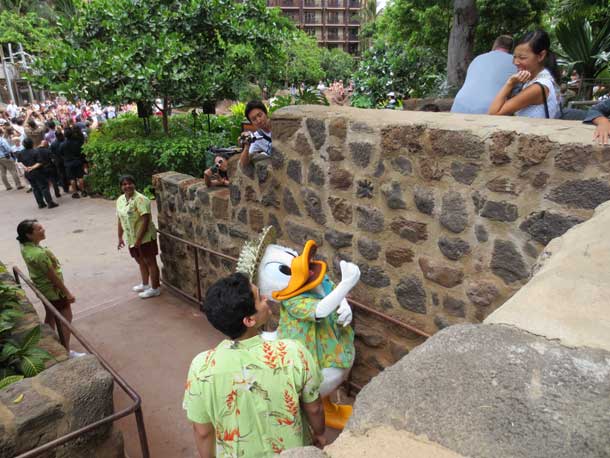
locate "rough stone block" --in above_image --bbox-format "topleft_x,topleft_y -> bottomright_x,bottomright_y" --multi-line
356,179 -> 374,199
302,188 -> 326,225
480,200 -> 519,222
517,135 -> 555,166
273,118 -> 301,141
324,229 -> 353,249
385,248 -> 414,267
328,196 -> 353,224
381,181 -> 407,210
262,189 -> 280,208
286,222 -> 323,246
395,276 -> 427,314
390,217 -> 428,243
245,185 -> 259,203
532,171 -> 550,188
475,224 -> 489,242
249,208 -> 265,232
418,157 -> 443,180
282,188 -> 302,216
554,144 -> 592,172
519,211 -> 584,245
287,160 -> 302,184
358,238 -> 381,260
440,192 -> 468,233
489,131 -> 515,165
327,145 -> 345,161
256,163 -> 269,184
490,239 -> 528,284
547,178 -> 610,209
358,263 -> 391,288
438,237 -> 471,261
355,326 -> 387,348
347,324 -> 610,458
267,213 -> 283,237
414,186 -> 435,215
350,142 -> 373,168
307,162 -> 325,186
306,118 -> 326,150
270,147 -> 285,170
429,129 -> 485,159
392,156 -> 413,175
419,257 -> 464,288
486,176 -> 519,195
329,117 -> 347,140
329,168 -> 354,190
466,281 -> 499,307
356,206 -> 385,233
211,191 -> 230,220
443,295 -> 466,317
450,162 -> 480,185
381,125 -> 425,154
294,133 -> 314,157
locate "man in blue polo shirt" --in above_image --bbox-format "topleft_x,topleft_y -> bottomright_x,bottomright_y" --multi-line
451,35 -> 516,115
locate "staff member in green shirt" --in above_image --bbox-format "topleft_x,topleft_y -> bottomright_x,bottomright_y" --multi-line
17,219 -> 83,357
116,175 -> 161,299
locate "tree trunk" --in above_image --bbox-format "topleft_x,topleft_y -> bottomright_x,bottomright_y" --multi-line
162,96 -> 170,135
446,0 -> 478,91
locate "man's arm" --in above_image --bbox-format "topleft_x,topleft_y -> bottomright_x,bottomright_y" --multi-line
302,397 -> 325,447
583,99 -> 610,124
192,422 -> 215,458
583,99 -> 610,145
117,217 -> 125,250
239,143 -> 250,168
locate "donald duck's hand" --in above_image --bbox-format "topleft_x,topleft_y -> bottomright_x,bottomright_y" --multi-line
339,260 -> 360,289
336,299 -> 353,327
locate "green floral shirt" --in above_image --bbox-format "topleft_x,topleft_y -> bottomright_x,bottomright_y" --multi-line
183,336 -> 321,457
116,191 -> 156,248
277,276 -> 355,370
20,242 -> 64,301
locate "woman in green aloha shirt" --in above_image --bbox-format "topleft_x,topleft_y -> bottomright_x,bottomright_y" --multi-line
17,219 -> 83,357
116,175 -> 161,299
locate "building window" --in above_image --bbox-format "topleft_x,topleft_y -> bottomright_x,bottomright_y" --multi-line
349,0 -> 360,7
328,11 -> 340,24
348,27 -> 358,40
349,12 -> 359,24
305,27 -> 316,36
304,12 -> 317,23
304,0 -> 317,6
282,0 -> 294,6
348,43 -> 359,54
327,0 -> 340,6
327,27 -> 339,40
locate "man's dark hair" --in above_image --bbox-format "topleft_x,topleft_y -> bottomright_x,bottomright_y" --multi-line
22,137 -> 34,149
27,119 -> 37,129
245,100 -> 267,123
493,35 -> 514,51
203,273 -> 256,339
118,174 -> 136,186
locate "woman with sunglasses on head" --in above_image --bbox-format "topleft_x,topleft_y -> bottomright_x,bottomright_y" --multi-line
489,30 -> 561,119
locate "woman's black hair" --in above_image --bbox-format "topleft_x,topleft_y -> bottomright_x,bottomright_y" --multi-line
22,137 -> 34,149
516,29 -> 560,83
119,174 -> 136,186
203,272 -> 256,339
16,219 -> 38,244
245,100 -> 268,123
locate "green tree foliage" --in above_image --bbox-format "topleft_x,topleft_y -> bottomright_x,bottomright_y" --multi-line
351,41 -> 445,106
0,11 -> 55,54
31,0 -> 289,133
320,48 -> 356,83
84,113 -> 241,198
283,31 -> 326,86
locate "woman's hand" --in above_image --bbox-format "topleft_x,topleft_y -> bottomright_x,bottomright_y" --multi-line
507,70 -> 532,87
134,238 -> 142,248
66,293 -> 76,304
593,117 -> 610,145
117,238 -> 125,250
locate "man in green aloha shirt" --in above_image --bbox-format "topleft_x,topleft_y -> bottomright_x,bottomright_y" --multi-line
183,273 -> 326,458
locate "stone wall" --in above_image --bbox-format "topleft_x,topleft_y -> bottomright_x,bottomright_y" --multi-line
0,264 -> 124,458
153,105 -> 610,386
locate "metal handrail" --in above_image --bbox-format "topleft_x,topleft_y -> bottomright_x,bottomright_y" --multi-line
11,266 -> 150,458
157,228 -> 431,338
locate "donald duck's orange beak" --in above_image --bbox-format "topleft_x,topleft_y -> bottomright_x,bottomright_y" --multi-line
272,240 -> 327,301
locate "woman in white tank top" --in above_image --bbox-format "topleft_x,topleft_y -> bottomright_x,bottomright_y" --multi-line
489,30 -> 561,119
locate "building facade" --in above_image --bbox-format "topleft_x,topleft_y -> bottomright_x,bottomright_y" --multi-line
267,0 -> 363,54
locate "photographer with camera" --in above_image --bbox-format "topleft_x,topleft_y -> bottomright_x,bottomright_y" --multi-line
239,100 -> 272,168
204,155 -> 230,188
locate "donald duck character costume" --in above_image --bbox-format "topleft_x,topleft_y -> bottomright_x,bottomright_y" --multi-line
236,226 -> 359,429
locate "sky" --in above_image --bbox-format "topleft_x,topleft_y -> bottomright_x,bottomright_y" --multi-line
377,0 -> 388,12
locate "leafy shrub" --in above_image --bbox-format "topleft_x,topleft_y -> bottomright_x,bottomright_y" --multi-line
84,113 -> 241,199
0,283 -> 51,389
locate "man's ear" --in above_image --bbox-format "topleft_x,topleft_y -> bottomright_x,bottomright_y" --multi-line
243,314 -> 257,329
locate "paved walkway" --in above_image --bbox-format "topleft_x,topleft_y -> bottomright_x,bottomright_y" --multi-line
0,187 -> 223,457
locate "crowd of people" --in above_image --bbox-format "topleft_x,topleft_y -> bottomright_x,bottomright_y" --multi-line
0,98 -> 129,207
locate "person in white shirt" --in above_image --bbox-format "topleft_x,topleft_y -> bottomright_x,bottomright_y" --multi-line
7,101 -> 19,119
489,30 -> 561,119
239,100 -> 272,168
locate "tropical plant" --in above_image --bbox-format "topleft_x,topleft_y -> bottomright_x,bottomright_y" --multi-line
0,282 -> 51,389
556,15 -> 610,97
320,48 -> 356,83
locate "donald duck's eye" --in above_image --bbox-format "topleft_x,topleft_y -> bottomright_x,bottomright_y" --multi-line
279,265 -> 291,276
